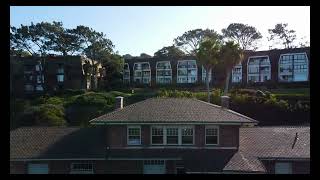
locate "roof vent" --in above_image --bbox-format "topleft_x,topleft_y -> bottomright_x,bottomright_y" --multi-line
221,96 -> 230,109
115,96 -> 124,109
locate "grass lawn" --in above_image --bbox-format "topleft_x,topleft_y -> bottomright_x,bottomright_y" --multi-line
268,88 -> 310,96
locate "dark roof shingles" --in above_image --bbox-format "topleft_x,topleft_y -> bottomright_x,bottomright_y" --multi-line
10,127 -> 106,160
91,98 -> 257,124
224,127 -> 310,172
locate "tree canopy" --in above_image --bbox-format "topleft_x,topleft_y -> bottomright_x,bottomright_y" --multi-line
268,23 -> 297,49
222,23 -> 262,50
154,45 -> 185,58
174,28 -> 221,55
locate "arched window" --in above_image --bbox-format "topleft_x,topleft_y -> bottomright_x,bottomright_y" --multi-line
278,53 -> 308,82
133,62 -> 151,84
156,61 -> 172,84
177,60 -> 197,83
123,63 -> 130,84
247,56 -> 271,83
231,62 -> 242,83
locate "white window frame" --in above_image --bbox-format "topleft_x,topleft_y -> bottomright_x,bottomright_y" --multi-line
166,127 -> 179,145
177,60 -> 197,84
278,52 -> 309,82
133,62 -> 151,84
205,126 -> 219,145
181,126 -> 195,145
156,61 -> 172,84
127,126 -> 141,145
247,55 -> 271,83
151,126 -> 165,145
123,63 -> 130,83
150,126 -> 195,146
70,163 -> 94,174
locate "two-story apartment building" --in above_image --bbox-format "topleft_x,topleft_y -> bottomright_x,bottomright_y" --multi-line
10,55 -> 104,97
123,47 -> 310,87
10,96 -> 310,174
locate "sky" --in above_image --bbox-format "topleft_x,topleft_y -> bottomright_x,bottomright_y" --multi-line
10,6 -> 310,56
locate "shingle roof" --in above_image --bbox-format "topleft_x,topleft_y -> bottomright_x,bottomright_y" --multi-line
90,98 -> 257,124
223,126 -> 310,172
10,127 -> 107,160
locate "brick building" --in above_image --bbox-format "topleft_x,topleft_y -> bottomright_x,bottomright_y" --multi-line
10,97 -> 310,174
123,47 -> 310,87
10,55 -> 104,97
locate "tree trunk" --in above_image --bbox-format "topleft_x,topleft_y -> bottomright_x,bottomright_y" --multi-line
224,70 -> 231,96
206,68 -> 210,103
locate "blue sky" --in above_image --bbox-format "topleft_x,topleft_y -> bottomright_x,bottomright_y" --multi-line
10,6 -> 310,56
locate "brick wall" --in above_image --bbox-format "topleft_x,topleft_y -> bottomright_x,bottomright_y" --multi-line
105,160 -> 143,174
107,124 -> 239,148
106,125 -> 127,148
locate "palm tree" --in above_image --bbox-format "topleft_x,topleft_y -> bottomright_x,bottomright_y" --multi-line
219,41 -> 244,95
196,36 -> 222,103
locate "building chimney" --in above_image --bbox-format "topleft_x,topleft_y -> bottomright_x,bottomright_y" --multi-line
115,96 -> 124,109
221,96 -> 230,109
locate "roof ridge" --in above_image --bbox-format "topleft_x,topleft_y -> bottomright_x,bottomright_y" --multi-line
193,98 -> 258,123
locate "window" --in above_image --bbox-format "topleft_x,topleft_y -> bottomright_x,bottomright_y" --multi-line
156,61 -> 172,84
205,126 -> 219,145
166,128 -> 178,145
35,64 -> 42,72
37,75 -> 44,83
123,63 -> 130,84
181,127 -> 194,145
177,60 -> 197,83
70,163 -> 93,174
57,64 -> 64,74
25,84 -> 34,92
275,162 -> 292,174
151,126 -> 194,145
57,75 -> 64,82
35,85 -> 43,91
247,56 -> 271,83
152,127 -> 164,144
279,53 -> 308,82
133,62 -> 151,84
127,126 -> 141,145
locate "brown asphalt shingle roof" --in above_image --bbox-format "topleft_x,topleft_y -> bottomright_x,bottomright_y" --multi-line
90,98 -> 257,124
223,127 -> 310,173
10,127 -> 107,160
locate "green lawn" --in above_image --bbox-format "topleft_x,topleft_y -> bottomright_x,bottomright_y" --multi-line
269,88 -> 310,96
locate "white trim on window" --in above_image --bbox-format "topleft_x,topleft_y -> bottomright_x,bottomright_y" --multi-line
133,62 -> 151,85
205,125 -> 219,145
278,52 -> 309,82
177,60 -> 198,83
127,125 -> 141,145
247,55 -> 271,83
150,125 -> 195,146
123,63 -> 130,84
156,61 -> 172,84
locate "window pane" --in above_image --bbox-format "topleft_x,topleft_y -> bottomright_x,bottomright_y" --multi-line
152,128 -> 163,135
182,136 -> 193,144
152,136 -> 163,144
206,136 -> 218,144
167,136 -> 178,144
182,128 -> 193,136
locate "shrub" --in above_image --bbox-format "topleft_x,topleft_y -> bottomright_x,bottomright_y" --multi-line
21,104 -> 66,126
46,97 -> 64,105
70,92 -> 115,107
